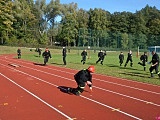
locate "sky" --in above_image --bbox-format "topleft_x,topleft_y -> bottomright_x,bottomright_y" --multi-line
47,0 -> 160,13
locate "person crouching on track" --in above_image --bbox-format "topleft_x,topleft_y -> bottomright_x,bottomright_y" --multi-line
42,48 -> 52,65
68,66 -> 95,96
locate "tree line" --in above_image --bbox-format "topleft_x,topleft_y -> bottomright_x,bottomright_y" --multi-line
0,0 -> 160,49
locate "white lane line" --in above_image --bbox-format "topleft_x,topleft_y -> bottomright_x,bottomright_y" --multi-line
4,55 -> 160,88
0,62 -> 160,107
3,57 -> 160,95
0,67 -> 142,120
0,73 -> 73,120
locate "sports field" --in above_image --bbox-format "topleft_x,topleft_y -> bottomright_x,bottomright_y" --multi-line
0,51 -> 160,119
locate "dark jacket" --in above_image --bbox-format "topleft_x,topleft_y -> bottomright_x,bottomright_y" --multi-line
62,48 -> 67,56
42,51 -> 51,58
151,53 -> 159,65
74,69 -> 92,86
140,54 -> 148,62
119,54 -> 124,60
81,51 -> 87,57
127,53 -> 132,60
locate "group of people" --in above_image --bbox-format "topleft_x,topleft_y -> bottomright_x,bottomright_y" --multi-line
119,50 -> 160,78
81,49 -> 107,65
16,48 -> 160,96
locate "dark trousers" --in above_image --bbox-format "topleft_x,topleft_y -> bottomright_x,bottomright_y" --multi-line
96,57 -> 104,65
124,59 -> 133,67
81,56 -> 86,64
63,56 -> 66,65
17,53 -> 21,59
44,57 -> 49,65
138,61 -> 146,71
149,64 -> 159,74
119,59 -> 123,66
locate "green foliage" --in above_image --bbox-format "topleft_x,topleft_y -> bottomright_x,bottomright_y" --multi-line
0,1 -> 160,49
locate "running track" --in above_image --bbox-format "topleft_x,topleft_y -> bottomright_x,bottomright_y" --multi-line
0,54 -> 160,120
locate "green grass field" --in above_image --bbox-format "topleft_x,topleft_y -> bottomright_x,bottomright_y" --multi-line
1,46 -> 160,85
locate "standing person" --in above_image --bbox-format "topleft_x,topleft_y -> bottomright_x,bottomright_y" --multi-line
62,47 -> 67,65
119,52 -> 124,66
42,48 -> 52,65
149,51 -> 160,78
37,48 -> 42,57
138,52 -> 148,71
17,48 -> 21,59
124,50 -> 133,67
96,50 -> 106,65
81,49 -> 87,65
68,66 -> 95,96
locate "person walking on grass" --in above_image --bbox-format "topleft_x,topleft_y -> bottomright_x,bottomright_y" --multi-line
17,48 -> 21,59
124,50 -> 133,67
119,52 -> 124,66
149,51 -> 160,78
62,47 -> 67,65
42,48 -> 52,65
68,66 -> 95,96
138,52 -> 148,71
81,49 -> 87,65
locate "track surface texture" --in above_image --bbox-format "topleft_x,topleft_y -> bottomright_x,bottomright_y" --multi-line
0,54 -> 160,120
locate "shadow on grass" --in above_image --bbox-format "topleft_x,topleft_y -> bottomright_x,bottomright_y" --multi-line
107,64 -> 140,71
51,62 -> 64,65
121,71 -> 150,78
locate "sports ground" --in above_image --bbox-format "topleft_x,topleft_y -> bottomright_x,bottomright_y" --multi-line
0,54 -> 160,120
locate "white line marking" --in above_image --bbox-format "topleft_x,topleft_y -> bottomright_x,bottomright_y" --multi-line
0,64 -> 143,120
0,62 -> 160,107
3,57 -> 160,95
0,73 -> 73,120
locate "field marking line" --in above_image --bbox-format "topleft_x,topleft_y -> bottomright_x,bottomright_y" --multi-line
0,62 -> 160,107
0,64 -> 150,120
2,57 -> 160,95
4,55 -> 160,88
0,73 -> 74,120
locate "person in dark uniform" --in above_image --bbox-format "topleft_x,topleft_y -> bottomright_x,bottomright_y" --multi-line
119,52 -> 124,66
68,66 -> 95,96
96,50 -> 106,65
138,52 -> 148,71
124,50 -> 133,67
42,48 -> 52,65
81,49 -> 87,64
17,48 -> 21,59
149,51 -> 160,78
62,47 -> 67,65
37,48 -> 42,57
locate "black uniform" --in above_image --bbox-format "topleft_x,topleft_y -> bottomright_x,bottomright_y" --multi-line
124,51 -> 133,67
42,49 -> 52,65
71,69 -> 92,95
81,50 -> 87,64
96,50 -> 106,65
17,48 -> 21,59
119,52 -> 124,66
149,51 -> 160,78
37,48 -> 42,57
138,52 -> 148,71
62,47 -> 67,65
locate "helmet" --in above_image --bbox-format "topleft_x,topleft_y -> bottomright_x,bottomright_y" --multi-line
88,65 -> 95,73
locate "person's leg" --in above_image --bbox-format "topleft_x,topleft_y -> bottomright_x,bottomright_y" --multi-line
130,59 -> 133,67
149,66 -> 154,77
124,59 -> 129,67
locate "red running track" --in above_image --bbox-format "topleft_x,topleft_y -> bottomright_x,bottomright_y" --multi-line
0,54 -> 160,120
